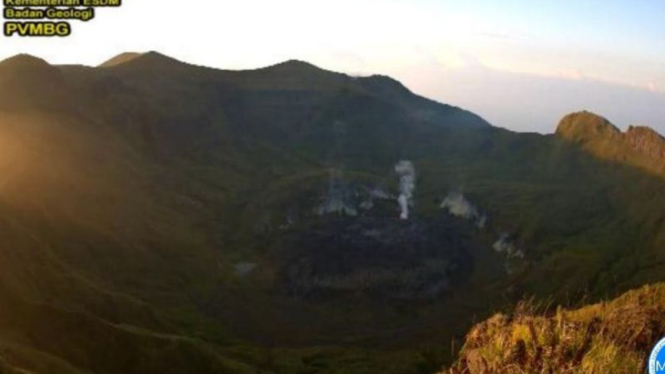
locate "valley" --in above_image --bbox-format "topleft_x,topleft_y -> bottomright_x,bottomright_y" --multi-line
0,52 -> 663,373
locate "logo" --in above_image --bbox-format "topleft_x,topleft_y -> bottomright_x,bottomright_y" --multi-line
649,338 -> 665,374
3,0 -> 122,37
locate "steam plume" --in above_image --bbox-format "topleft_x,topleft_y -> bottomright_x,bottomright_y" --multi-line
441,192 -> 477,219
395,161 -> 416,220
440,192 -> 487,229
493,233 -> 524,259
316,168 -> 358,216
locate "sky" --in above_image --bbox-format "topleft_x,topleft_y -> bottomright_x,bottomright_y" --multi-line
2,0 -> 664,134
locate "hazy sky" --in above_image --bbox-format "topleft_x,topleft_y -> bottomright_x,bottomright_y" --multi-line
2,0 -> 664,133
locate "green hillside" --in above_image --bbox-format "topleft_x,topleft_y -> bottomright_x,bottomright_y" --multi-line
557,110 -> 665,178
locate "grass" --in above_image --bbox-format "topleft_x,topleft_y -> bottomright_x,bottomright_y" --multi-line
445,283 -> 665,374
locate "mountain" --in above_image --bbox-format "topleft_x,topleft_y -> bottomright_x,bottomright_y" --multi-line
99,52 -> 143,67
0,52 -> 664,373
557,111 -> 665,177
0,54 -> 69,111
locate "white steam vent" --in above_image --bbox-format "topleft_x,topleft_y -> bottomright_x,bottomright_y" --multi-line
394,160 -> 416,220
316,168 -> 358,217
440,192 -> 487,229
493,233 -> 525,259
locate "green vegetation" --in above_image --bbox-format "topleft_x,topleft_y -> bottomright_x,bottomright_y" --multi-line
557,110 -> 665,178
446,282 -> 665,374
0,52 -> 663,373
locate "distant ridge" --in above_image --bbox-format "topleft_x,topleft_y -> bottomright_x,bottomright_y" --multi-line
100,51 -> 184,69
0,54 -> 52,69
263,59 -> 324,72
556,111 -> 621,141
625,125 -> 665,162
557,111 -> 665,177
99,52 -> 143,67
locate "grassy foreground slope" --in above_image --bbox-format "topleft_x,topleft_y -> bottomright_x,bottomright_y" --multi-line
445,282 -> 665,374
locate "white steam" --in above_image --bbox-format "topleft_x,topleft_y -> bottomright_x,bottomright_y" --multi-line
440,192 -> 487,229
441,193 -> 477,219
493,234 -> 525,259
316,169 -> 358,217
493,233 -> 525,275
395,161 -> 416,220
360,187 -> 391,211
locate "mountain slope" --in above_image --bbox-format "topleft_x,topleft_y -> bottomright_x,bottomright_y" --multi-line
99,52 -> 143,67
557,110 -> 665,178
446,282 -> 665,374
0,52 -> 497,373
0,52 -> 664,373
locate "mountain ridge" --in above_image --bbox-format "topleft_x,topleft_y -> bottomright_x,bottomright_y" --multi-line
625,125 -> 665,161
2,51 -> 493,130
556,110 -> 665,177
99,52 -> 144,67
0,53 -> 52,69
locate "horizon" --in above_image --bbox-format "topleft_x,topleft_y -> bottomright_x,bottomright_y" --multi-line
2,0 -> 664,134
